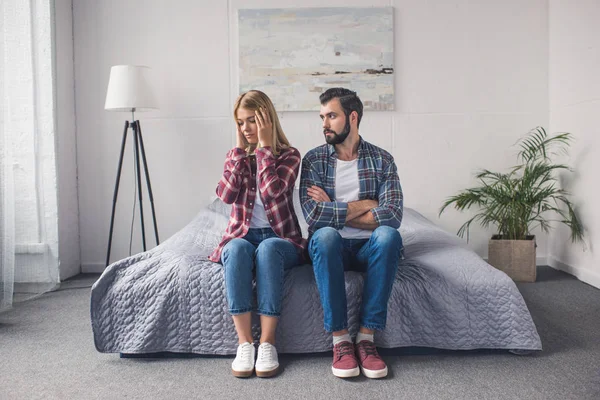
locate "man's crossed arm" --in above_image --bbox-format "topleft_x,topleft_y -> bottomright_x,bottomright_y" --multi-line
307,186 -> 379,231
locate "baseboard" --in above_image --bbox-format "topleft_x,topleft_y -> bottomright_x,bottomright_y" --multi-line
548,256 -> 600,289
81,263 -> 106,274
536,256 -> 548,266
484,256 -> 548,266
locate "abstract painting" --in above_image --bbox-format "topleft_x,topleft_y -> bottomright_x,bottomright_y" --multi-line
238,7 -> 394,111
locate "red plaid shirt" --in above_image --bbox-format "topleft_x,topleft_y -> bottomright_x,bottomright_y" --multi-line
209,146 -> 307,263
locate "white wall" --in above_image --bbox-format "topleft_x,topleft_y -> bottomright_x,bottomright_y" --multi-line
73,0 -> 550,272
548,0 -> 600,288
54,0 -> 80,280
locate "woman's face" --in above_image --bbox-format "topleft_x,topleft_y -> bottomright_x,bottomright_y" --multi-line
236,107 -> 258,144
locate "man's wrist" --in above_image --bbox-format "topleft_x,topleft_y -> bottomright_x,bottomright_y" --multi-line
346,199 -> 374,221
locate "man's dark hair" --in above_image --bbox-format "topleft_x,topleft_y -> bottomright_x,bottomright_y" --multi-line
320,88 -> 364,128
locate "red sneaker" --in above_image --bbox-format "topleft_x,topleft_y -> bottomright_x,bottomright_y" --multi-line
331,341 -> 360,378
355,340 -> 388,378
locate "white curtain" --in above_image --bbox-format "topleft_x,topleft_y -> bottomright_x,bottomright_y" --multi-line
0,88 -> 16,311
1,0 -> 60,312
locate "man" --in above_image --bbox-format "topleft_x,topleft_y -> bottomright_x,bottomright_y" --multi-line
300,88 -> 403,379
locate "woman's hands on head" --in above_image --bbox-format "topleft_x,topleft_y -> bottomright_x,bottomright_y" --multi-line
235,107 -> 272,150
255,107 -> 273,148
236,123 -> 246,150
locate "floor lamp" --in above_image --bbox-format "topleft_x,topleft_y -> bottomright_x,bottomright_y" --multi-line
104,65 -> 160,266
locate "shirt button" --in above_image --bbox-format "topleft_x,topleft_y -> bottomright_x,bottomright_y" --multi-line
250,202 -> 253,205
269,219 -> 273,222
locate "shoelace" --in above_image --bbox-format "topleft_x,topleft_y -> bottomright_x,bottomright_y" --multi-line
239,343 -> 254,363
358,341 -> 378,357
335,342 -> 355,360
258,344 -> 273,362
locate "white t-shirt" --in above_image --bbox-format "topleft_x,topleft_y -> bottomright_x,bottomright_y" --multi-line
250,174 -> 270,228
335,159 -> 372,239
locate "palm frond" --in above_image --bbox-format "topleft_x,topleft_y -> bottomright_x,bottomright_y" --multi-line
440,126 -> 583,243
517,127 -> 572,163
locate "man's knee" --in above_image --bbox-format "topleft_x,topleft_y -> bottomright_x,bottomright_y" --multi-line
371,226 -> 402,248
309,227 -> 342,255
309,228 -> 344,274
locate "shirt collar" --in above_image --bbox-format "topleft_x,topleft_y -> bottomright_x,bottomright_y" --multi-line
328,135 -> 365,158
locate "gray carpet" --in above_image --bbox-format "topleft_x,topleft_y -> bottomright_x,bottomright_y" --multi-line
1,266 -> 599,400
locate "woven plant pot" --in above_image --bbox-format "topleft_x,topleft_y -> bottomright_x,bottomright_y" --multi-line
488,235 -> 536,282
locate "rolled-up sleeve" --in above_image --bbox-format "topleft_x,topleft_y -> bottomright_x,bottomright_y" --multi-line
370,160 -> 403,228
256,146 -> 300,203
300,156 -> 347,230
215,148 -> 247,204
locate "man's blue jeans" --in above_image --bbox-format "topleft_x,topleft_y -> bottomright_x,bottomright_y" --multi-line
308,226 -> 402,332
221,228 -> 301,317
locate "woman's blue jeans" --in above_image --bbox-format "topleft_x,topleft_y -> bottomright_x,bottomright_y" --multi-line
308,226 -> 402,332
221,228 -> 301,317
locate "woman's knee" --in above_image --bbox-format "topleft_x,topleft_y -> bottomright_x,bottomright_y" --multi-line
255,238 -> 298,271
255,238 -> 284,264
256,237 -> 284,254
222,238 -> 255,267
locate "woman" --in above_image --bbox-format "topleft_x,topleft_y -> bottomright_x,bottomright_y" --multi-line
209,90 -> 306,378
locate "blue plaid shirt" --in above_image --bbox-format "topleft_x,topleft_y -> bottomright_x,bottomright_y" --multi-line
300,137 -> 403,236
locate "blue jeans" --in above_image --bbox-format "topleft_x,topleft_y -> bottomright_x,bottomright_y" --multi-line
221,228 -> 301,317
309,226 -> 402,332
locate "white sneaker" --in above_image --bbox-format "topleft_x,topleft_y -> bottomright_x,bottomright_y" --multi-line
232,342 -> 255,378
255,342 -> 279,378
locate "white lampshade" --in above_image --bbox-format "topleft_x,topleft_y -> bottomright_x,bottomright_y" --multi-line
104,65 -> 158,112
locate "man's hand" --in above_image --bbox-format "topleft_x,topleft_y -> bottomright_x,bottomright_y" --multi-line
255,107 -> 273,148
307,187 -> 379,226
307,185 -> 331,202
346,199 -> 378,221
346,211 -> 379,230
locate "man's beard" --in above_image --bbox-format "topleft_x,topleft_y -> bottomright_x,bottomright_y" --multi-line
324,118 -> 351,145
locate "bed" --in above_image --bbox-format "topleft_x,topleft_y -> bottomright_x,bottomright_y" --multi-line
90,194 -> 542,355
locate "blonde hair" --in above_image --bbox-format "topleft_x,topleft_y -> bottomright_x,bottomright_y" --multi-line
233,90 -> 290,156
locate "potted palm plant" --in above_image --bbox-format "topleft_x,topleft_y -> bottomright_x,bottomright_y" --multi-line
439,127 -> 584,282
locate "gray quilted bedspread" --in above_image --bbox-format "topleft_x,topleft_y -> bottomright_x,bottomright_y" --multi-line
91,198 -> 542,355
